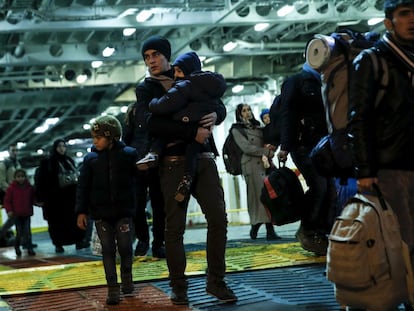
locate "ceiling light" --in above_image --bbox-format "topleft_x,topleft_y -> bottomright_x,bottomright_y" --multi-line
117,8 -> 138,19
277,5 -> 294,17
337,20 -> 360,26
76,69 -> 92,84
83,124 -> 91,130
223,41 -> 238,52
368,17 -> 383,26
254,23 -> 270,32
232,84 -> 244,93
91,61 -> 103,68
102,46 -> 115,57
34,125 -> 49,134
136,10 -> 153,22
34,117 -> 59,134
76,151 -> 84,158
45,117 -> 59,125
36,149 -> 44,155
123,28 -> 136,36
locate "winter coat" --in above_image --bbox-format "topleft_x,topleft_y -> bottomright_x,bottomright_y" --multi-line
76,141 -> 138,221
149,71 -> 226,123
4,180 -> 35,217
232,123 -> 271,225
279,69 -> 328,152
349,36 -> 414,178
35,150 -> 84,246
123,69 -> 176,157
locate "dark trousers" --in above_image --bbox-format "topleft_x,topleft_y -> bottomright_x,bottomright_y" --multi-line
133,168 -> 165,249
14,216 -> 32,248
95,217 -> 133,286
159,157 -> 228,288
291,146 -> 337,234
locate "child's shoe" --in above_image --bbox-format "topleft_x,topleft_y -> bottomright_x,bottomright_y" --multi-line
121,273 -> 134,295
15,246 -> 22,257
106,284 -> 120,305
28,248 -> 36,256
136,152 -> 159,171
174,175 -> 192,202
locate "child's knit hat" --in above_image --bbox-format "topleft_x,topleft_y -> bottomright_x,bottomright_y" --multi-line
91,115 -> 122,141
172,51 -> 201,76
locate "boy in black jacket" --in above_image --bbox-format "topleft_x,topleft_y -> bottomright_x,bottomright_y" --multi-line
76,115 -> 138,305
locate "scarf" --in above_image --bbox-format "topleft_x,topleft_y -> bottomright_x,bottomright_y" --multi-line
382,32 -> 414,72
148,68 -> 175,91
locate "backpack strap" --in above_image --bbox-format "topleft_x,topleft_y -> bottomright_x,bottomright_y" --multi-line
366,49 -> 389,108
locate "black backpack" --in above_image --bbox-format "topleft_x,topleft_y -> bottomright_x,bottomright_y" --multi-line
222,124 -> 247,176
260,162 -> 305,226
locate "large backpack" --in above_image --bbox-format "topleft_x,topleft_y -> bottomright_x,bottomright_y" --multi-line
327,184 -> 414,310
222,124 -> 247,176
306,30 -> 388,180
260,162 -> 305,226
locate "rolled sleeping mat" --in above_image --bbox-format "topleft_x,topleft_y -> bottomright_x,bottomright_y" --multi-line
306,34 -> 335,70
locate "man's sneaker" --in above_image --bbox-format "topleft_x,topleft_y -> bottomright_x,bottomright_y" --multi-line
152,246 -> 166,259
134,241 -> 149,257
170,288 -> 188,305
206,281 -> 238,303
295,226 -> 328,256
136,153 -> 159,171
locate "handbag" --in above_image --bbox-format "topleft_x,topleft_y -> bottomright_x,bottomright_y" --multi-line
260,161 -> 305,226
310,128 -> 355,179
58,161 -> 79,188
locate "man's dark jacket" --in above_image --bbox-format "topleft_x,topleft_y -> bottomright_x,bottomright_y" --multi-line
349,38 -> 414,178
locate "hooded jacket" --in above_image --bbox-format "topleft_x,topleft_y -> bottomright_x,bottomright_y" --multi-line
149,70 -> 226,123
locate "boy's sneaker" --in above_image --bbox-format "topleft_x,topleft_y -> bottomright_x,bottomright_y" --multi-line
136,153 -> 158,171
27,248 -> 36,256
170,287 -> 188,305
152,246 -> 166,259
206,281 -> 238,303
174,175 -> 192,202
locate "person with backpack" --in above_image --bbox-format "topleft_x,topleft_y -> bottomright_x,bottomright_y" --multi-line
232,103 -> 281,241
277,63 -> 336,256
348,0 -> 414,295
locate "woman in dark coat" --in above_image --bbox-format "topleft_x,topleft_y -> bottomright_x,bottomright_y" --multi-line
36,139 -> 85,253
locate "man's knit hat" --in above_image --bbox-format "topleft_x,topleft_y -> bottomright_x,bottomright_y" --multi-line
91,115 -> 122,141
384,0 -> 414,13
172,51 -> 201,76
141,35 -> 171,61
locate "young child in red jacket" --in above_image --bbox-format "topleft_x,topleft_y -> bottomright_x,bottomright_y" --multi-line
4,169 -> 36,257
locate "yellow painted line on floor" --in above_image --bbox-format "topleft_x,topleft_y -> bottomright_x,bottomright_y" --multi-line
0,242 -> 325,296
